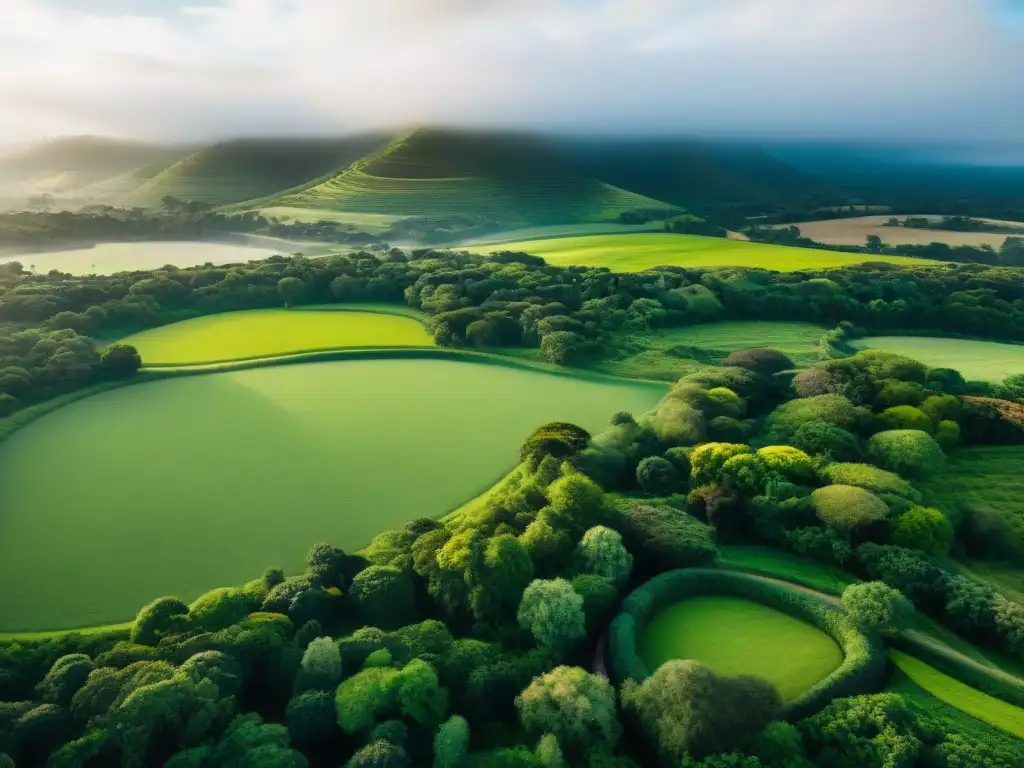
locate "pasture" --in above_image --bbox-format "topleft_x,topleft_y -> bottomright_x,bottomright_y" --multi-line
889,651 -> 1024,738
0,241 -> 284,276
789,215 -> 1015,248
0,358 -> 664,630
469,233 -> 935,272
119,308 -> 434,366
636,595 -> 843,701
850,336 -> 1024,382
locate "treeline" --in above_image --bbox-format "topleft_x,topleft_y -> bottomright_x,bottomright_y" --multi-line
886,215 -> 1024,235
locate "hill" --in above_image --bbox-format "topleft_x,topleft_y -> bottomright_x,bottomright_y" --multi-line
0,136 -> 185,195
122,135 -> 391,208
263,128 -> 678,226
557,138 -> 843,216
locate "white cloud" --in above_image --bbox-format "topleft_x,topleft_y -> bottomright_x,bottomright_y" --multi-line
0,0 -> 1021,144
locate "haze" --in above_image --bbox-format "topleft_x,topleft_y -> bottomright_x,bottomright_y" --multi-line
1,0 -> 1022,150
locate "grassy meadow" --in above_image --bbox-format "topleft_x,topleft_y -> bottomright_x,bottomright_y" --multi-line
469,233 -> 936,272
637,596 -> 843,701
0,359 -> 664,630
889,651 -> 1024,738
850,336 -> 1024,382
119,308 -> 434,366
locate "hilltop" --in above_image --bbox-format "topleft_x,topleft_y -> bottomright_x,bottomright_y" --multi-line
262,128 -> 679,226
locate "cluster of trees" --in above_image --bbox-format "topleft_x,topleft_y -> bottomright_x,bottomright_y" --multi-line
886,216 -> 1024,235
3,346 -> 1024,766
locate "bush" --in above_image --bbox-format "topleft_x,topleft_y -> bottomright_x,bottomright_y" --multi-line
875,380 -> 926,409
35,654 -> 94,706
188,587 -> 260,632
856,544 -> 950,610
663,447 -> 691,480
130,597 -> 189,645
764,395 -> 867,443
707,416 -> 748,442
877,405 -> 933,433
636,456 -> 680,495
434,714 -> 470,768
515,666 -> 620,754
724,348 -> 794,377
790,421 -> 862,462
756,446 -> 814,482
934,419 -> 961,450
690,443 -> 753,485
517,579 -> 586,656
295,637 -> 343,693
841,582 -> 914,636
350,566 -> 417,629
707,387 -> 745,419
575,526 -> 633,586
891,506 -> 954,556
810,485 -> 890,531
521,423 -> 591,470
613,500 -> 717,573
820,463 -> 920,501
867,430 -> 945,479
286,690 -> 337,749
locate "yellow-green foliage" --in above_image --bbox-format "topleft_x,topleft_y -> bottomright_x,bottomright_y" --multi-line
891,506 -> 954,556
811,485 -> 890,531
878,406 -> 934,433
690,442 -> 753,484
756,446 -> 814,481
867,430 -> 945,479
822,463 -> 921,501
707,387 -> 744,419
119,308 -> 434,366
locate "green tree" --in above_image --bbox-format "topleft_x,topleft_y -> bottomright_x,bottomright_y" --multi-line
36,654 -> 94,706
285,690 -> 337,750
891,506 -> 954,556
277,277 -> 305,308
534,734 -> 566,768
295,636 -> 343,693
346,740 -> 409,768
575,526 -> 633,586
472,534 -> 535,623
636,456 -> 680,495
130,596 -> 189,645
517,579 -> 586,655
546,472 -> 604,530
541,331 -> 584,365
434,714 -> 469,768
350,566 -> 417,629
515,666 -> 620,754
99,344 -> 142,378
997,373 -> 1024,403
841,582 -> 914,636
867,430 -> 945,479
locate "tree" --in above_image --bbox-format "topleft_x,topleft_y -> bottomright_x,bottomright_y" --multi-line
724,347 -> 794,377
891,506 -> 954,556
285,690 -> 337,750
517,579 -> 586,655
998,373 -> 1024,403
534,735 -> 566,768
690,443 -> 753,485
131,596 -> 189,645
842,582 -> 914,636
546,472 -> 604,529
177,651 -> 243,697
541,331 -> 584,365
621,660 -> 780,762
515,666 -> 620,754
636,456 -> 680,495
520,422 -> 590,469
434,714 -> 469,768
810,485 -> 890,532
866,235 -> 887,253
346,740 -> 410,768
36,654 -> 94,706
295,636 -> 343,693
877,406 -> 933,433
472,534 -> 534,623
350,565 -> 417,629
99,344 -> 142,378
188,587 -> 259,631
867,430 -> 945,479
277,277 -> 305,308
575,526 -> 633,586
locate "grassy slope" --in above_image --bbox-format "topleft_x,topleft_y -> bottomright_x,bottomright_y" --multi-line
851,336 -> 1024,382
890,650 -> 1024,738
267,129 -> 677,225
469,233 -> 936,272
119,308 -> 434,366
637,595 -> 844,702
123,135 -> 389,208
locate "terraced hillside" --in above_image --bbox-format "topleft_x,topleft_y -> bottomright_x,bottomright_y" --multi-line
558,138 -> 842,213
123,135 -> 390,208
267,129 -> 678,225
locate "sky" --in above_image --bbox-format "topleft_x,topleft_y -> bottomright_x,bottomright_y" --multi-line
1,0 -> 1022,148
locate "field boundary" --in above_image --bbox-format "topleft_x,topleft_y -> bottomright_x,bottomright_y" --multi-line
606,568 -> 887,721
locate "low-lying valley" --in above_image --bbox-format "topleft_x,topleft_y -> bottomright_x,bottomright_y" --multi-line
0,125 -> 1023,768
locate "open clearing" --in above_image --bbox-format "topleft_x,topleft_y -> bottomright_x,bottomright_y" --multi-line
468,233 -> 935,272
789,215 -> 1018,248
637,595 -> 843,701
890,651 -> 1024,738
0,240 -> 288,276
119,308 -> 434,366
0,358 -> 664,630
850,336 -> 1024,382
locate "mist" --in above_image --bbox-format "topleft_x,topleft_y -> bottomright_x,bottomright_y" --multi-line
1,0 -> 1022,151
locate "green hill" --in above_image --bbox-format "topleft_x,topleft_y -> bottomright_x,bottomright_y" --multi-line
264,128 -> 678,226
122,135 -> 390,208
558,138 -> 843,215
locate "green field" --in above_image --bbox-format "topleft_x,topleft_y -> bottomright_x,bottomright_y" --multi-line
851,336 -> 1024,382
0,358 -> 664,630
468,233 -> 936,272
0,241 -> 284,276
637,596 -> 843,701
718,545 -> 856,596
119,308 -> 434,366
920,446 -> 1024,558
254,207 -> 404,231
890,651 -> 1024,738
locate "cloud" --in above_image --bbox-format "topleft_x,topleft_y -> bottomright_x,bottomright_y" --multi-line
0,0 -> 1021,145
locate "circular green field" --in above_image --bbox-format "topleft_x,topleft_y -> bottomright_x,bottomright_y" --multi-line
637,596 -> 843,701
119,308 -> 434,365
0,359 -> 664,631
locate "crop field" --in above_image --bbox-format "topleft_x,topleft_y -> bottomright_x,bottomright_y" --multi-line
920,446 -> 1024,558
254,207 -> 404,231
118,308 -> 434,366
889,651 -> 1024,738
788,215 -> 1016,247
850,336 -> 1024,382
0,241 -> 283,276
469,233 -> 936,272
637,596 -> 843,701
0,359 -> 664,630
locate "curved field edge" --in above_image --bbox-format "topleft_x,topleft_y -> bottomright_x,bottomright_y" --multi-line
606,568 -> 887,721
890,650 -> 1024,738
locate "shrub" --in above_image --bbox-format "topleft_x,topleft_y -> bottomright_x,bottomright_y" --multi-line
663,447 -> 691,479
521,423 -> 591,470
515,666 -> 620,754
877,405 -> 934,433
517,579 -> 586,656
651,399 -> 707,446
350,566 -> 418,629
821,463 -> 920,501
130,597 -> 189,646
346,740 -> 410,768
614,501 -> 717,572
934,419 -> 960,450
364,649 -> 394,668
856,544 -> 950,610
188,587 -> 260,632
841,582 -> 914,636
875,380 -> 926,409
810,485 -> 889,531
575,526 -> 633,586
719,454 -> 773,496
286,690 -> 337,749
765,395 -> 867,443
920,394 -> 962,424
690,442 -> 753,485
35,654 -> 94,706
636,456 -> 680,495
571,574 -> 619,633
295,637 -> 343,693
756,446 -> 814,482
891,506 -> 954,556
790,421 -> 862,462
707,387 -> 745,419
724,348 -> 794,377
177,651 -> 243,697
434,714 -> 470,768
707,416 -> 748,442
546,473 -> 604,530
867,430 -> 945,479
